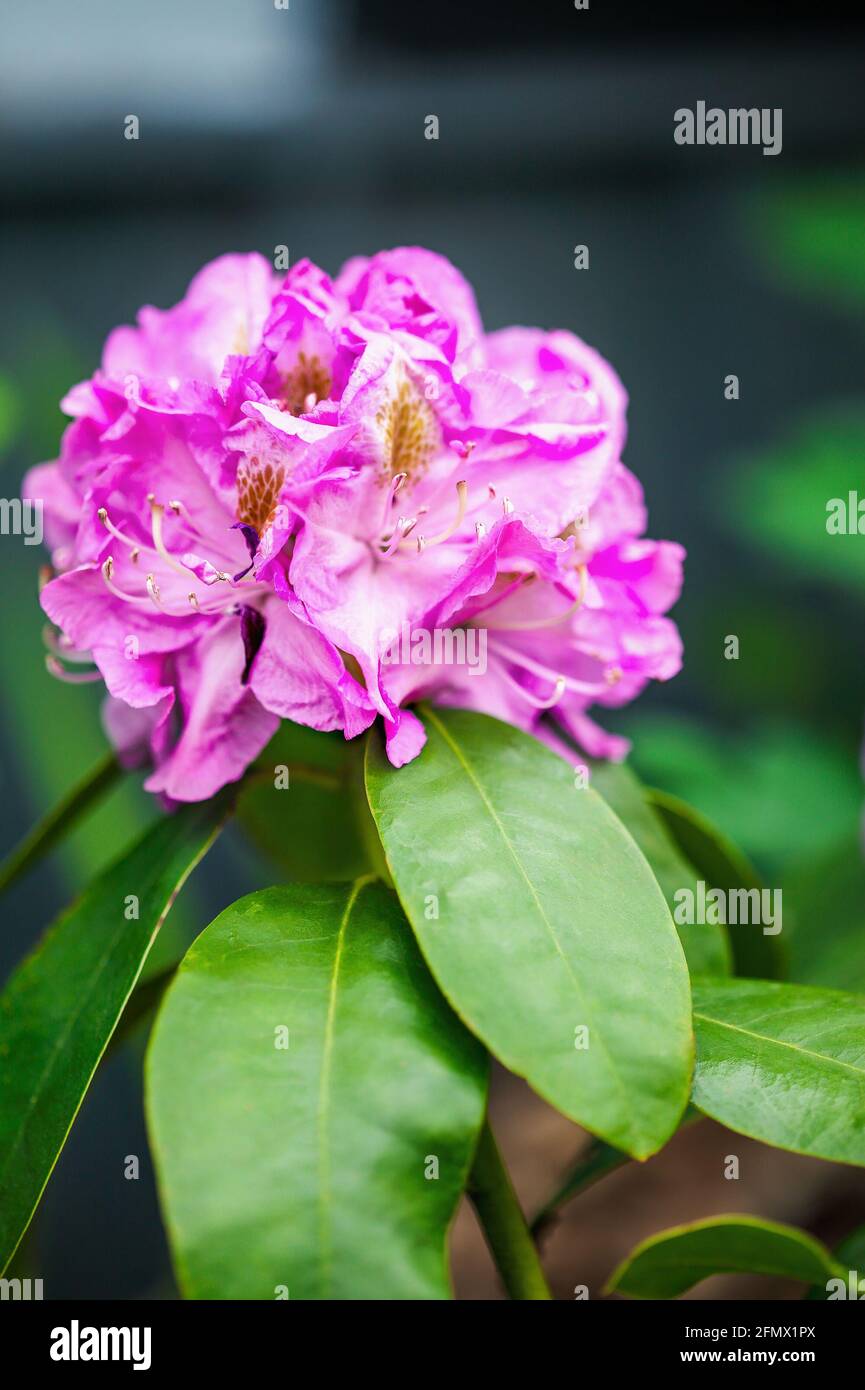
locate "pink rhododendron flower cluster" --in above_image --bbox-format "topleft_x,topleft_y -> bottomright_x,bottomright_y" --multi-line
26,249 -> 683,802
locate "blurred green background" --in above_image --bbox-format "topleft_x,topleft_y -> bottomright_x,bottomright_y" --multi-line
1,0 -> 863,1299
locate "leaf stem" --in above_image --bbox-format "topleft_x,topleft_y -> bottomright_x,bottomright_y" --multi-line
467,1115 -> 552,1300
530,1137 -> 628,1241
530,1108 -> 703,1241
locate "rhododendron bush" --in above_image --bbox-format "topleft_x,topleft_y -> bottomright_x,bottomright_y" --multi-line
2,250 -> 862,1302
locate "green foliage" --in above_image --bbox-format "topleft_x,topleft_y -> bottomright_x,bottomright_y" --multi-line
0,796 -> 229,1272
608,1215 -> 844,1299
146,880 -> 487,1299
588,759 -> 731,976
725,413 -> 865,598
692,977 -> 865,1165
365,707 -> 693,1159
784,834 -> 865,993
236,723 -> 368,882
628,713 -> 863,875
649,787 -> 785,980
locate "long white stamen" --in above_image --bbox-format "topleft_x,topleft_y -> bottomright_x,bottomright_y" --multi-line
483,565 -> 588,632
489,637 -> 603,697
493,658 -> 567,710
148,496 -> 188,573
97,507 -> 139,550
101,556 -> 151,605
400,480 -> 467,552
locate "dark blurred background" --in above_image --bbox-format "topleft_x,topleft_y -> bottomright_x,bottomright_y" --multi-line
2,0 -> 864,1299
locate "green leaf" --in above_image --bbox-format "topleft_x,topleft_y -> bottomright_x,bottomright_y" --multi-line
0,751 -> 121,897
692,977 -> 865,1165
629,713 -> 863,875
237,722 -> 367,882
365,707 -> 693,1159
589,762 -> 731,977
146,879 -> 487,1300
649,787 -> 786,981
724,412 -> 865,596
784,835 -> 865,993
607,1215 -> 843,1299
753,176 -> 865,313
808,1226 -> 865,1300
0,796 -> 229,1273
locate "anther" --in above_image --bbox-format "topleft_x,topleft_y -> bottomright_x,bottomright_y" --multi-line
148,497 -> 187,574
101,556 -> 150,605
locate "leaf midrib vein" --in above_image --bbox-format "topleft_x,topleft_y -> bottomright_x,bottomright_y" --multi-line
316,875 -> 373,1298
695,1009 -> 865,1080
424,709 -> 631,1120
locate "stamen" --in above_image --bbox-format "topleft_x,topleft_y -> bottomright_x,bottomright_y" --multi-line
475,521 -> 487,541
146,574 -> 162,608
381,517 -> 416,559
483,565 -> 588,631
42,625 -> 92,663
493,657 -> 567,710
380,472 -> 408,529
488,638 -> 603,697
502,496 -> 514,515
45,655 -> 103,685
97,506 -> 139,551
400,480 -> 467,552
102,556 -> 150,605
449,439 -> 475,461
148,496 -> 188,573
188,592 -> 200,610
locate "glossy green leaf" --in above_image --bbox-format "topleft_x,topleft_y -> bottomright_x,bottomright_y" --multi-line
649,787 -> 786,980
608,1215 -> 843,1299
146,879 -> 487,1299
237,722 -> 368,882
692,977 -> 865,1165
365,707 -> 692,1159
0,796 -> 229,1273
589,762 -> 731,977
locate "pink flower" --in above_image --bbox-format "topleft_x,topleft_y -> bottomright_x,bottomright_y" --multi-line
25,248 -> 683,801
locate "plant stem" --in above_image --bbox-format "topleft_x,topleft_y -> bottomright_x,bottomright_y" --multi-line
467,1115 -> 552,1300
0,750 -> 121,896
530,1138 -> 628,1242
530,1108 -> 704,1242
